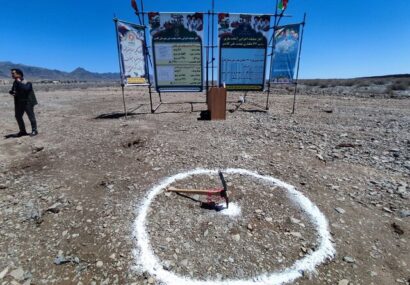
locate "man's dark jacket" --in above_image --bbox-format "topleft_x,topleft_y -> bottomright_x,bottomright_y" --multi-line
11,80 -> 38,106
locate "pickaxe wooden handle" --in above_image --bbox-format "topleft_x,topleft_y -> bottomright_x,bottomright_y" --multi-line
165,171 -> 229,208
166,187 -> 223,195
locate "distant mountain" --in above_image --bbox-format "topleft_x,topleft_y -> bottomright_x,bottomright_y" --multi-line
0,61 -> 119,81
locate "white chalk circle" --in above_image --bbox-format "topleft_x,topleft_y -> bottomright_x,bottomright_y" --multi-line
133,168 -> 336,285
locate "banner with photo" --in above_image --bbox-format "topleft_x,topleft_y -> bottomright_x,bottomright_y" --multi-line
271,24 -> 301,83
218,13 -> 271,91
115,20 -> 148,86
148,12 -> 204,92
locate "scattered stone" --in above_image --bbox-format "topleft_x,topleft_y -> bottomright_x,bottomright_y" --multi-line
0,267 -> 9,279
290,232 -> 302,239
316,154 -> 325,161
9,267 -> 24,281
54,254 -> 70,265
31,145 -> 44,153
399,210 -> 410,218
232,234 -> 241,242
370,271 -> 378,277
343,256 -> 355,263
335,207 -> 346,214
383,207 -> 392,213
46,203 -> 62,214
180,259 -> 188,267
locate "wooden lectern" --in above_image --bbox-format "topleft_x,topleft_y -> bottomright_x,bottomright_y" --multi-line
207,87 -> 227,120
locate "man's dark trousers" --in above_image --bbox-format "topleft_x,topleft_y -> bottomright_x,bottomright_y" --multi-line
15,101 -> 37,133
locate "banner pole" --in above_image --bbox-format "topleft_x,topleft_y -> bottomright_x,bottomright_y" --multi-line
211,0 -> 215,86
292,13 -> 306,115
266,0 -> 279,110
121,83 -> 128,119
139,0 -> 155,113
206,10 -> 210,103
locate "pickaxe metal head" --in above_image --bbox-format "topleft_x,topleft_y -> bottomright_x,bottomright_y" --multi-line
218,170 -> 229,208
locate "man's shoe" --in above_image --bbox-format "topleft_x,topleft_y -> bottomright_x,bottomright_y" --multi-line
17,131 -> 28,137
30,130 -> 38,136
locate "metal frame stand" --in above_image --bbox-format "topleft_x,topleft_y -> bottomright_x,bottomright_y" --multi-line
119,0 -> 305,115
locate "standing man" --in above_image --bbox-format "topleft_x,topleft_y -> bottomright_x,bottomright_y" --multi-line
9,69 -> 38,136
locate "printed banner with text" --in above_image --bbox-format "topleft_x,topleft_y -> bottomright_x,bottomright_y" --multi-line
115,20 -> 148,86
271,24 -> 301,83
218,13 -> 270,91
149,12 -> 204,92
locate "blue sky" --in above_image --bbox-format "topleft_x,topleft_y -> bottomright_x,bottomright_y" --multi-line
1,0 -> 409,79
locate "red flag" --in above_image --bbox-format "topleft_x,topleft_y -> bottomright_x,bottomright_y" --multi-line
131,0 -> 139,13
278,0 -> 288,10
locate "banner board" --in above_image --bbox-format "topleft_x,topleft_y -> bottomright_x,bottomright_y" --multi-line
149,12 -> 203,92
115,20 -> 148,86
218,13 -> 270,91
271,24 -> 301,83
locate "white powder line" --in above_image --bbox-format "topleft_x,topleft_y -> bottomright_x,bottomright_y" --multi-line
133,168 -> 336,285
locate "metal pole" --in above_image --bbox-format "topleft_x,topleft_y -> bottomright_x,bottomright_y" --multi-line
121,83 -> 128,119
265,0 -> 280,110
211,0 -> 215,86
206,10 -> 210,103
139,0 -> 155,113
292,13 -> 306,115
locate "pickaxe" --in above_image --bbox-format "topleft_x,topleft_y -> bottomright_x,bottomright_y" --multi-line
166,170 -> 229,208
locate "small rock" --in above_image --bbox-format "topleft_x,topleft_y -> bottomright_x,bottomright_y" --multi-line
247,224 -> 253,231
370,271 -> 378,277
338,280 -> 349,285
0,267 -> 9,279
0,184 -> 7,190
382,207 -> 392,213
162,260 -> 174,271
54,254 -> 69,265
290,232 -> 302,239
32,145 -> 44,153
399,210 -> 410,218
9,267 -> 24,281
316,154 -> 325,161
289,217 -> 301,224
232,234 -> 241,241
96,261 -> 103,268
46,203 -> 62,213
147,277 -> 155,284
335,207 -> 346,214
343,256 -> 355,263
265,217 -> 273,222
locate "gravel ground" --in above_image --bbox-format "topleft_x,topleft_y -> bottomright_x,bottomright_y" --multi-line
0,86 -> 409,285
